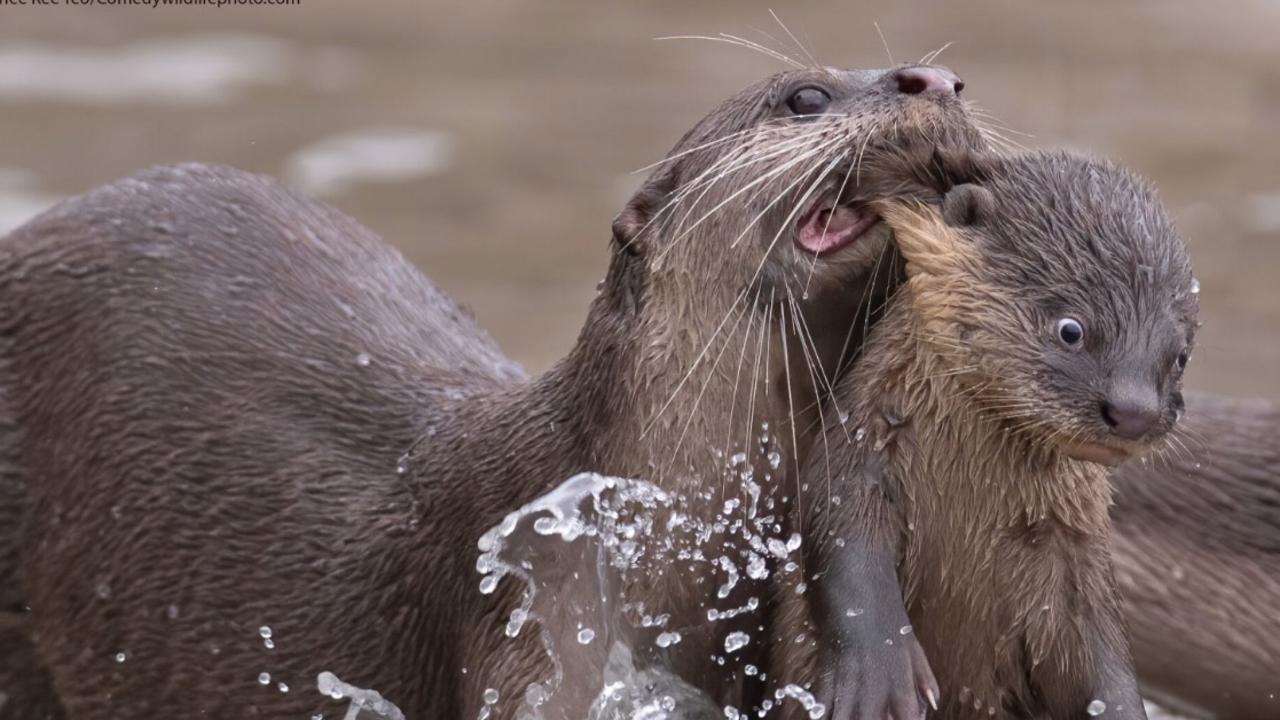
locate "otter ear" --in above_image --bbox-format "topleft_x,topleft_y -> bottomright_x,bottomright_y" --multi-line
942,184 -> 994,228
611,166 -> 678,257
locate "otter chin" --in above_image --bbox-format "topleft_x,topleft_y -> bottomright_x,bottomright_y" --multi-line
1060,440 -> 1136,466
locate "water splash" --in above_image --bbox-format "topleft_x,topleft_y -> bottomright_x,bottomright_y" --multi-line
474,458 -> 805,720
315,671 -> 405,720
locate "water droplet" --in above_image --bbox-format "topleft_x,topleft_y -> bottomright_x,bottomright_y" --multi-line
845,608 -> 864,618
478,575 -> 498,594
767,537 -> 790,559
483,688 -> 499,704
655,631 -> 682,648
257,672 -> 271,685
1086,700 -> 1106,716
577,628 -> 595,645
724,631 -> 750,653
900,625 -> 913,635
115,652 -> 126,663
1190,278 -> 1201,295
259,626 -> 272,639
96,583 -> 112,600
264,638 -> 275,649
767,451 -> 781,469
277,682 -> 289,693
854,427 -> 866,443
504,607 -> 527,637
744,664 -> 758,676
355,352 -> 371,367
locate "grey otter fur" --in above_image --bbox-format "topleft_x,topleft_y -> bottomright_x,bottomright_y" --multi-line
1111,392 -> 1280,720
773,151 -> 1198,720
0,66 -> 981,718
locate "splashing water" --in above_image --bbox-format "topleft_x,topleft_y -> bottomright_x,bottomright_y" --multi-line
315,671 -> 405,720
775,685 -> 826,720
474,458 -> 806,720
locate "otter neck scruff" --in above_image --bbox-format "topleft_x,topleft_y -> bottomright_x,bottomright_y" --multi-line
1,64 -> 987,720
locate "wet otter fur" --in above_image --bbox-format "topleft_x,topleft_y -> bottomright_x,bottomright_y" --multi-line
0,66 -> 982,719
1111,392 -> 1280,720
773,151 -> 1198,720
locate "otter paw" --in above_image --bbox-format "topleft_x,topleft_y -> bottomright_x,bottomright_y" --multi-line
819,637 -> 938,720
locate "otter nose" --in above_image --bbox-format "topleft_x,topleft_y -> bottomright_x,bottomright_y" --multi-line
1100,390 -> 1161,441
893,65 -> 964,97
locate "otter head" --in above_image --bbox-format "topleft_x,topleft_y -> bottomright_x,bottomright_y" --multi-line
884,151 -> 1199,467
602,65 -> 983,476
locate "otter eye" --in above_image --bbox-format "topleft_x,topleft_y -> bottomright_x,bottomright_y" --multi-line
1175,350 -> 1190,371
787,87 -> 832,116
1055,318 -> 1084,346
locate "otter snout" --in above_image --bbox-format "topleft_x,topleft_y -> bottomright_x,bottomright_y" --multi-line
1100,384 -> 1162,441
892,65 -> 964,97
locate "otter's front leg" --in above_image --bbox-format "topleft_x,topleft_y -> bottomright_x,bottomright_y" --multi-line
806,453 -> 938,720
1032,562 -> 1148,720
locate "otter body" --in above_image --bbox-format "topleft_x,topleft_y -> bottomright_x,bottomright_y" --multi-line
778,152 -> 1197,720
1,66 -> 981,719
1112,392 -> 1280,720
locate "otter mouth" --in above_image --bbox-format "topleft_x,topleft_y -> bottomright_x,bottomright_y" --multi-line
795,191 -> 879,257
1059,440 -> 1136,467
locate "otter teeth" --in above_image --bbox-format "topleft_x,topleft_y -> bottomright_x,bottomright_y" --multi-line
820,204 -> 861,231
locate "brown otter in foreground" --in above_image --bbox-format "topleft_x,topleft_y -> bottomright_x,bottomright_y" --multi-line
0,66 -> 981,718
1111,392 -> 1280,720
775,151 -> 1198,720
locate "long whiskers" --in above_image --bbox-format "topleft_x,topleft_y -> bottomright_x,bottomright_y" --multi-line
769,9 -> 820,68
655,34 -> 804,69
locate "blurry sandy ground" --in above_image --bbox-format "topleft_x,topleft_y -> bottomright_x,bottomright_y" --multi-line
0,0 -> 1277,400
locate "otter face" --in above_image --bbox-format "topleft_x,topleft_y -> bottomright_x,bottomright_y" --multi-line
908,153 -> 1199,466
605,65 -> 986,472
613,64 -> 983,302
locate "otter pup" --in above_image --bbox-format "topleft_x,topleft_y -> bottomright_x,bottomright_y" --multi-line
778,151 -> 1198,720
0,66 -> 980,719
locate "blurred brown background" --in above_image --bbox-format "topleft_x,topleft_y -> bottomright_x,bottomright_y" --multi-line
1,0 -> 1276,398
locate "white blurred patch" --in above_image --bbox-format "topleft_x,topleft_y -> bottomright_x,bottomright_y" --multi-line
1244,190 -> 1280,233
284,128 -> 455,196
0,168 -> 60,236
0,34 -> 290,105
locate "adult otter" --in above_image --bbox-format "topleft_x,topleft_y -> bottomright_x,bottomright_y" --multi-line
1111,392 -> 1280,720
774,151 -> 1197,720
0,65 -> 980,718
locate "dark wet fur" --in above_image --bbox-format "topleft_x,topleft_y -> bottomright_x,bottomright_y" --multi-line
773,151 -> 1198,720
